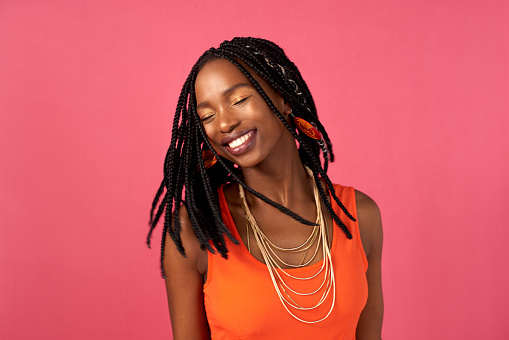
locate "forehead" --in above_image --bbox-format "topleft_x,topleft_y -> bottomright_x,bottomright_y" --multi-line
195,59 -> 250,93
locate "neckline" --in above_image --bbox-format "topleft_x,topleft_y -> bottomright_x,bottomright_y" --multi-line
218,184 -> 338,273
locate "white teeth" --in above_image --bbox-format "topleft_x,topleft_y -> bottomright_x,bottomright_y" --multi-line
228,132 -> 253,148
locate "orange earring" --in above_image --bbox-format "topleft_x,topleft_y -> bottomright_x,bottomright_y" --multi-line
289,110 -> 322,140
201,149 -> 218,169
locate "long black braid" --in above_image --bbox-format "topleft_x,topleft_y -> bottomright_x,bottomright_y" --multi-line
147,37 -> 356,277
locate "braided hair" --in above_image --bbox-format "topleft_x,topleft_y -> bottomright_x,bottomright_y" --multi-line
147,37 -> 356,277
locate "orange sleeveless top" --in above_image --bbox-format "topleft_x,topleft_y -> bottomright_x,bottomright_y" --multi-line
203,184 -> 368,339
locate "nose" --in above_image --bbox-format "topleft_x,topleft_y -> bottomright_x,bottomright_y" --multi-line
217,107 -> 240,133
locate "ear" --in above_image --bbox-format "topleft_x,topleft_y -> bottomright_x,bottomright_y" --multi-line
282,99 -> 292,116
282,104 -> 293,124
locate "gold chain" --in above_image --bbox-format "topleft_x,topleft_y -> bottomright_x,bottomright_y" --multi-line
238,166 -> 335,323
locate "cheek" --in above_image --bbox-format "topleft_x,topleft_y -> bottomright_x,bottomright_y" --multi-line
200,120 -> 214,139
202,129 -> 225,155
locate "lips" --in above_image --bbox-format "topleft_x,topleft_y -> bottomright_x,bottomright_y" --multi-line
221,129 -> 256,156
227,131 -> 254,148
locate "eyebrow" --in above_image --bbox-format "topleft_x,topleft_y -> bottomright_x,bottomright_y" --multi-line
196,83 -> 252,110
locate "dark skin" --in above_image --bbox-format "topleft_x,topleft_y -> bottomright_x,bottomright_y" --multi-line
163,59 -> 384,339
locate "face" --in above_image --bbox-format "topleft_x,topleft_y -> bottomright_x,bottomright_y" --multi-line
195,58 -> 292,168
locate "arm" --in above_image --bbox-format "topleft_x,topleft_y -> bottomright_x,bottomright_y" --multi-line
355,190 -> 384,340
163,205 -> 210,339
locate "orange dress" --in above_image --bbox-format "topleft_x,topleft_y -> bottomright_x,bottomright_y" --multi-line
203,184 -> 368,339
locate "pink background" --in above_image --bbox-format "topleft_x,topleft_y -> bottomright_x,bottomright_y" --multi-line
1,0 -> 508,339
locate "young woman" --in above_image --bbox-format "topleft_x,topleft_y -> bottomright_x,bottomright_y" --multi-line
148,37 -> 383,339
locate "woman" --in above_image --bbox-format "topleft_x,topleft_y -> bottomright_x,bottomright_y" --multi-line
148,37 -> 383,339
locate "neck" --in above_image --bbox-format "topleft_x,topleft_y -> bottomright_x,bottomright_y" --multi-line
241,145 -> 315,208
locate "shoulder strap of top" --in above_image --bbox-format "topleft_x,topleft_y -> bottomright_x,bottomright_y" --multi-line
331,184 -> 368,271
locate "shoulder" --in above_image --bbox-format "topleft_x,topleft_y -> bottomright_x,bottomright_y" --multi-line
353,190 -> 385,337
354,190 -> 381,220
175,204 -> 198,247
163,204 -> 211,338
354,189 -> 383,259
163,204 -> 208,276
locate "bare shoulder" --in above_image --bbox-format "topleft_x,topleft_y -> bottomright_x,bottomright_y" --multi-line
354,190 -> 383,259
175,205 -> 201,252
163,204 -> 207,276
354,190 -> 381,222
163,204 -> 210,339
354,190 -> 384,338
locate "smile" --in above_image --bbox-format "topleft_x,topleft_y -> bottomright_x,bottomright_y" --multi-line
222,129 -> 256,156
228,131 -> 254,148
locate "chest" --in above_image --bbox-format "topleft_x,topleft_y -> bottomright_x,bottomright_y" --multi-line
203,226 -> 368,340
227,197 -> 335,269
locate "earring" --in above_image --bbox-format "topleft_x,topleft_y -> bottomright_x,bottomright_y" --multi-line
289,110 -> 323,140
201,149 -> 218,169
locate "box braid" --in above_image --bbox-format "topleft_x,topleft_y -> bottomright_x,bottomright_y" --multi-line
148,37 -> 355,277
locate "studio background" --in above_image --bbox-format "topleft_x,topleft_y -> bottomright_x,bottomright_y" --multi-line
1,0 -> 508,339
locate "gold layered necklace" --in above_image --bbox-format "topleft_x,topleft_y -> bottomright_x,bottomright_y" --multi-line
238,166 -> 335,323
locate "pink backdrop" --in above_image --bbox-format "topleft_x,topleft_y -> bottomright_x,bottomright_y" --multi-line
1,0 -> 508,339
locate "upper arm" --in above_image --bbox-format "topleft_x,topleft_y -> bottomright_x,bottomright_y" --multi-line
163,205 -> 210,340
355,190 -> 384,340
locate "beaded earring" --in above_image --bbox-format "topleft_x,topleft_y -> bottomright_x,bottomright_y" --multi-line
288,110 -> 322,140
201,149 -> 218,169
288,110 -> 330,165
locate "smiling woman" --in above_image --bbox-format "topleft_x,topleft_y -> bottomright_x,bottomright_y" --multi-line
196,59 -> 291,167
147,37 -> 383,339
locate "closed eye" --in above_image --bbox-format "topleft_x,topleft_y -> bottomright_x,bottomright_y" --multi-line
233,96 -> 251,106
200,113 -> 214,122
